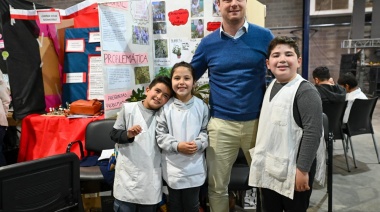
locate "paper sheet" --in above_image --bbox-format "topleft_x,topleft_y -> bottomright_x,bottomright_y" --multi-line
98,149 -> 115,160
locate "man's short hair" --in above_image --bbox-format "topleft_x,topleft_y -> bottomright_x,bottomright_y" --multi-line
312,66 -> 331,81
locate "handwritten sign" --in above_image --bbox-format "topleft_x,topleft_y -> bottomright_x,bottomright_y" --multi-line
168,9 -> 189,26
207,22 -> 221,31
38,10 -> 61,24
105,2 -> 128,10
66,39 -> 85,52
103,52 -> 148,65
107,67 -> 131,90
105,91 -> 131,110
89,32 -> 101,43
88,56 -> 104,100
63,73 -> 86,83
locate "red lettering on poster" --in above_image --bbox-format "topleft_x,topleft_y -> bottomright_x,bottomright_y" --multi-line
207,22 -> 221,31
168,9 -> 189,26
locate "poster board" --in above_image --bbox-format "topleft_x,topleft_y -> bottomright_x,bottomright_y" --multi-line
62,27 -> 101,105
7,0 -> 266,118
99,0 -> 267,118
99,0 -> 223,118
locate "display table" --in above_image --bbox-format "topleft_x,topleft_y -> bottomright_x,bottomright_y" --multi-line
18,114 -> 104,162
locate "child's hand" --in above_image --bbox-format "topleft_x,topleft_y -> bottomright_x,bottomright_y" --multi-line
127,125 -> 142,138
295,168 -> 310,192
177,141 -> 197,155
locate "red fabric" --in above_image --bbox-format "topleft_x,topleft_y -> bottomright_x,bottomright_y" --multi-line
73,9 -> 99,28
18,114 -> 104,162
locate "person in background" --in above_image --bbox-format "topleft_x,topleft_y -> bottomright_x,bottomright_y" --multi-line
190,0 -> 274,210
0,71 -> 10,167
196,19 -> 204,38
249,36 -> 325,212
110,76 -> 172,212
191,0 -> 200,17
337,72 -> 368,123
312,66 -> 346,103
156,61 -> 209,212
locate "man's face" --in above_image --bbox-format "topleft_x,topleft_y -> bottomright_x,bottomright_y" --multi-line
217,0 -> 247,24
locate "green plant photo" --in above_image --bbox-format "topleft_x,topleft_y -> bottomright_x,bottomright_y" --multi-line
126,87 -> 146,102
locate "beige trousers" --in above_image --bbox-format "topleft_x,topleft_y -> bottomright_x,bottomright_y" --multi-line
206,117 -> 258,212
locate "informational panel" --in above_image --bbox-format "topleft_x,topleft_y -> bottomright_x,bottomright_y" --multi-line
7,0 -> 266,118
62,27 -> 101,106
99,1 -> 152,118
99,0 -> 265,118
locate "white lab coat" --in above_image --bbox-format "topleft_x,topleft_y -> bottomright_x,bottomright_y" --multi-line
113,103 -> 162,204
249,74 -> 325,199
156,96 -> 209,189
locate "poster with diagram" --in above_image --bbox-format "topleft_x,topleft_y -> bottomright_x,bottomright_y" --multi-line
99,0 -> 219,118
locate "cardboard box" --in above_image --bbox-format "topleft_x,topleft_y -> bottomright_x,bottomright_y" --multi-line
82,193 -> 101,212
81,191 -> 114,212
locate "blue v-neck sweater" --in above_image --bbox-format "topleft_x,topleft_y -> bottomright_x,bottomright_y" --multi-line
191,23 -> 274,121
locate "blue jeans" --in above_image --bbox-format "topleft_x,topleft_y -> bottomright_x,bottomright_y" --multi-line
168,186 -> 200,212
0,126 -> 7,166
113,198 -> 157,212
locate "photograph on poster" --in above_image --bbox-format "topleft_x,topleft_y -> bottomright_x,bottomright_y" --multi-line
132,25 -> 149,45
153,22 -> 167,34
97,0 -> 221,118
212,0 -> 220,16
130,0 -> 149,22
191,0 -> 204,17
152,1 -> 165,22
154,66 -> 171,77
154,39 -> 168,58
169,38 -> 200,63
191,19 -> 204,38
134,66 -> 151,84
172,45 -> 182,59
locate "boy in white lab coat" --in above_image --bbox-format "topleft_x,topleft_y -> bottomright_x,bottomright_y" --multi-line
249,36 -> 326,212
110,76 -> 172,212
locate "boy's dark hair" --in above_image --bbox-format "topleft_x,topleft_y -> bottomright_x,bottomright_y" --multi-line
337,72 -> 358,88
267,36 -> 300,59
312,66 -> 331,81
170,61 -> 195,80
149,76 -> 173,96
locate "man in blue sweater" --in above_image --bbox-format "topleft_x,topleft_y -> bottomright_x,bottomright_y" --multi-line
191,0 -> 274,211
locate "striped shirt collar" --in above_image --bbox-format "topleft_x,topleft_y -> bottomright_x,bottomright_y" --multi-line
220,20 -> 248,39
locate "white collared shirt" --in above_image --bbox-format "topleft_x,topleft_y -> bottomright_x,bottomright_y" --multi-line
220,20 -> 248,39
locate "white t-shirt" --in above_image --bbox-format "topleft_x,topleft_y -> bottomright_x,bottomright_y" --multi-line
343,88 -> 367,123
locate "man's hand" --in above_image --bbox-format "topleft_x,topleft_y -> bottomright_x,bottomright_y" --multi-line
177,141 -> 197,155
127,125 -> 142,138
295,168 -> 310,192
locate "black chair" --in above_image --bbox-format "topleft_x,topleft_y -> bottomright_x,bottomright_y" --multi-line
228,148 -> 253,209
322,101 -> 351,171
0,153 -> 83,212
67,119 -> 116,193
323,113 -> 333,212
343,97 -> 380,168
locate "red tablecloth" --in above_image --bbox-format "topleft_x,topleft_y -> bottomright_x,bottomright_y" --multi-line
18,114 -> 104,162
